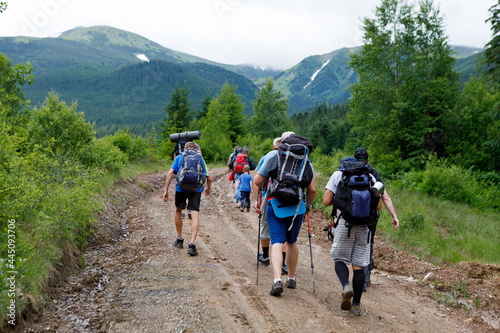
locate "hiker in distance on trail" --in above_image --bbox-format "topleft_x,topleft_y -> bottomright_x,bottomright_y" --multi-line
238,165 -> 253,212
228,146 -> 256,207
163,141 -> 212,256
254,131 -> 317,296
353,148 -> 399,292
172,135 -> 201,219
323,155 -> 397,316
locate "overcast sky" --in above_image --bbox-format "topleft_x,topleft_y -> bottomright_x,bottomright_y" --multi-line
0,0 -> 495,69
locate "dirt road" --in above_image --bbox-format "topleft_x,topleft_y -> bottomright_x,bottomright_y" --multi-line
25,168 -> 499,332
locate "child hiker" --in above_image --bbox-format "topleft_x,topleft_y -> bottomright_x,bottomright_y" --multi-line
238,165 -> 253,212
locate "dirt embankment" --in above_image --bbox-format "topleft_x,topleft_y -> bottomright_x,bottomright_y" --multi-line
21,168 -> 499,332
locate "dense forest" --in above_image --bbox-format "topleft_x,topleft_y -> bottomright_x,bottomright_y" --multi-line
0,0 -> 499,328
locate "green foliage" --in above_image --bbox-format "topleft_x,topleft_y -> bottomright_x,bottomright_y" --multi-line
104,129 -> 149,161
483,2 -> 500,90
79,137 -> 128,173
290,102 -> 352,154
218,82 -> 246,144
198,98 -> 233,162
0,52 -> 33,123
349,0 -> 460,164
398,199 -> 426,233
27,92 -> 95,157
444,77 -> 500,172
196,82 -> 247,162
395,157 -> 500,210
163,82 -> 192,133
249,79 -> 290,139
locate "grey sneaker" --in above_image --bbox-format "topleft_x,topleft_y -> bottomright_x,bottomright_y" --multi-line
350,304 -> 361,316
270,280 -> 283,296
258,253 -> 270,265
187,243 -> 198,256
285,278 -> 296,289
341,285 -> 354,310
174,238 -> 184,249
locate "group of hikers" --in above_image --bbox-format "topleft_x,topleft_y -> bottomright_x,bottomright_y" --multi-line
163,131 -> 399,316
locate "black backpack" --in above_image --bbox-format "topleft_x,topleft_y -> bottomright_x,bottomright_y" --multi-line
176,148 -> 206,192
172,139 -> 190,159
334,161 -> 380,242
268,134 -> 313,205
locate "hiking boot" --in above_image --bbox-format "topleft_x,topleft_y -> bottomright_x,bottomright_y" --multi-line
246,207 -> 250,212
269,280 -> 283,296
282,264 -> 288,275
235,200 -> 240,207
181,213 -> 185,219
350,305 -> 361,316
285,278 -> 296,289
258,253 -> 270,265
187,243 -> 198,256
240,206 -> 244,212
341,285 -> 354,310
174,238 -> 184,249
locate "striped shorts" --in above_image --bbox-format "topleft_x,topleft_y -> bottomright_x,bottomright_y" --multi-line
329,219 -> 370,268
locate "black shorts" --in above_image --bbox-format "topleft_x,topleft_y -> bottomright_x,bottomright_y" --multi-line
175,191 -> 202,211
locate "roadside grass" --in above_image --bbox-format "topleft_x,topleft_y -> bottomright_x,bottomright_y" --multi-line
99,158 -> 171,189
376,187 -> 500,265
310,151 -> 500,266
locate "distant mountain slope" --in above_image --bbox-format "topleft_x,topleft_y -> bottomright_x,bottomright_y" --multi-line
275,45 -> 482,112
23,60 -> 257,133
0,26 -> 279,80
274,48 -> 358,113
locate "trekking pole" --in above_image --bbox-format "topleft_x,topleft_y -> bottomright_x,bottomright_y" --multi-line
256,188 -> 262,285
306,210 -> 316,293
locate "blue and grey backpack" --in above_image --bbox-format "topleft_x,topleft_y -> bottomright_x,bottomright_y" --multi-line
177,148 -> 206,192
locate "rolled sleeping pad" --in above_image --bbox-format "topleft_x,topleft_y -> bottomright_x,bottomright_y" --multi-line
169,131 -> 201,142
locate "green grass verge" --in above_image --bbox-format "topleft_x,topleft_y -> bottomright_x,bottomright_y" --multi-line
376,187 -> 500,265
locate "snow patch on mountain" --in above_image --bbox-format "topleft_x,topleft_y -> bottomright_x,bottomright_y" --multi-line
135,53 -> 149,62
303,59 -> 330,89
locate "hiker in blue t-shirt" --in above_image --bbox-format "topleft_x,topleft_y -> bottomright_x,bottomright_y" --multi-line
255,131 -> 317,296
163,142 -> 212,256
238,165 -> 253,212
254,137 -> 289,274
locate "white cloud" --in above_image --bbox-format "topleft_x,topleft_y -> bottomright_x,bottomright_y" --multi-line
0,0 -> 494,69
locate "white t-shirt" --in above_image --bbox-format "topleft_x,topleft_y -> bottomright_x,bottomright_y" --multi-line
325,170 -> 376,194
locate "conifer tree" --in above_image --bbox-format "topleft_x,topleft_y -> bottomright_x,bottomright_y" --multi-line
163,82 -> 192,135
217,82 -> 246,144
250,79 -> 289,139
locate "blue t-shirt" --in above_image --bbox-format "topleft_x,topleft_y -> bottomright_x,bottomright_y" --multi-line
171,153 -> 209,192
238,173 -> 253,192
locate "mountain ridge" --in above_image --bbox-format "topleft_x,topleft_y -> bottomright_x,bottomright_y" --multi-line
0,25 -> 484,132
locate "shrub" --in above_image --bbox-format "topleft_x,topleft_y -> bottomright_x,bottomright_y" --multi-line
106,129 -> 150,161
79,138 -> 128,173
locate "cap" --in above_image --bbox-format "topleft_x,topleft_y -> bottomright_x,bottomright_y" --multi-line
273,137 -> 282,147
281,131 -> 295,141
354,148 -> 369,161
